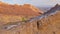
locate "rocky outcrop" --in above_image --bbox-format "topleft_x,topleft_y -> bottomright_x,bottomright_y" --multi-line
37,4 -> 60,34
0,2 -> 43,24
0,3 -> 60,34
0,3 -> 43,16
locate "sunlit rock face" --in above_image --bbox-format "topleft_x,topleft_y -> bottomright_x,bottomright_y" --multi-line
0,2 -> 43,34
0,2 -> 43,24
0,4 -> 60,34
0,3 -> 43,16
0,2 -> 60,34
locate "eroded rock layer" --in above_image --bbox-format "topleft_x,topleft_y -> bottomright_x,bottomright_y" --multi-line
0,3 -> 43,24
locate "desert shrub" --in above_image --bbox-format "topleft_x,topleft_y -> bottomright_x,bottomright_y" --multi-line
21,17 -> 27,22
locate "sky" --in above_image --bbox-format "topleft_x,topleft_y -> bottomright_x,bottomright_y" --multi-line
0,0 -> 60,7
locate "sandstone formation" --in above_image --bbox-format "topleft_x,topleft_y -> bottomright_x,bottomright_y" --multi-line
0,2 -> 60,34
0,2 -> 43,25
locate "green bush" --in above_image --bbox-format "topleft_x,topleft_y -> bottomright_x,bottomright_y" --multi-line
21,17 -> 27,22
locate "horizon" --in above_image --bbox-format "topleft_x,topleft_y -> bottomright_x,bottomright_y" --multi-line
0,0 -> 60,7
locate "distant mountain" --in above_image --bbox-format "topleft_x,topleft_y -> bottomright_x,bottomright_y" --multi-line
37,6 -> 52,12
48,4 -> 60,12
